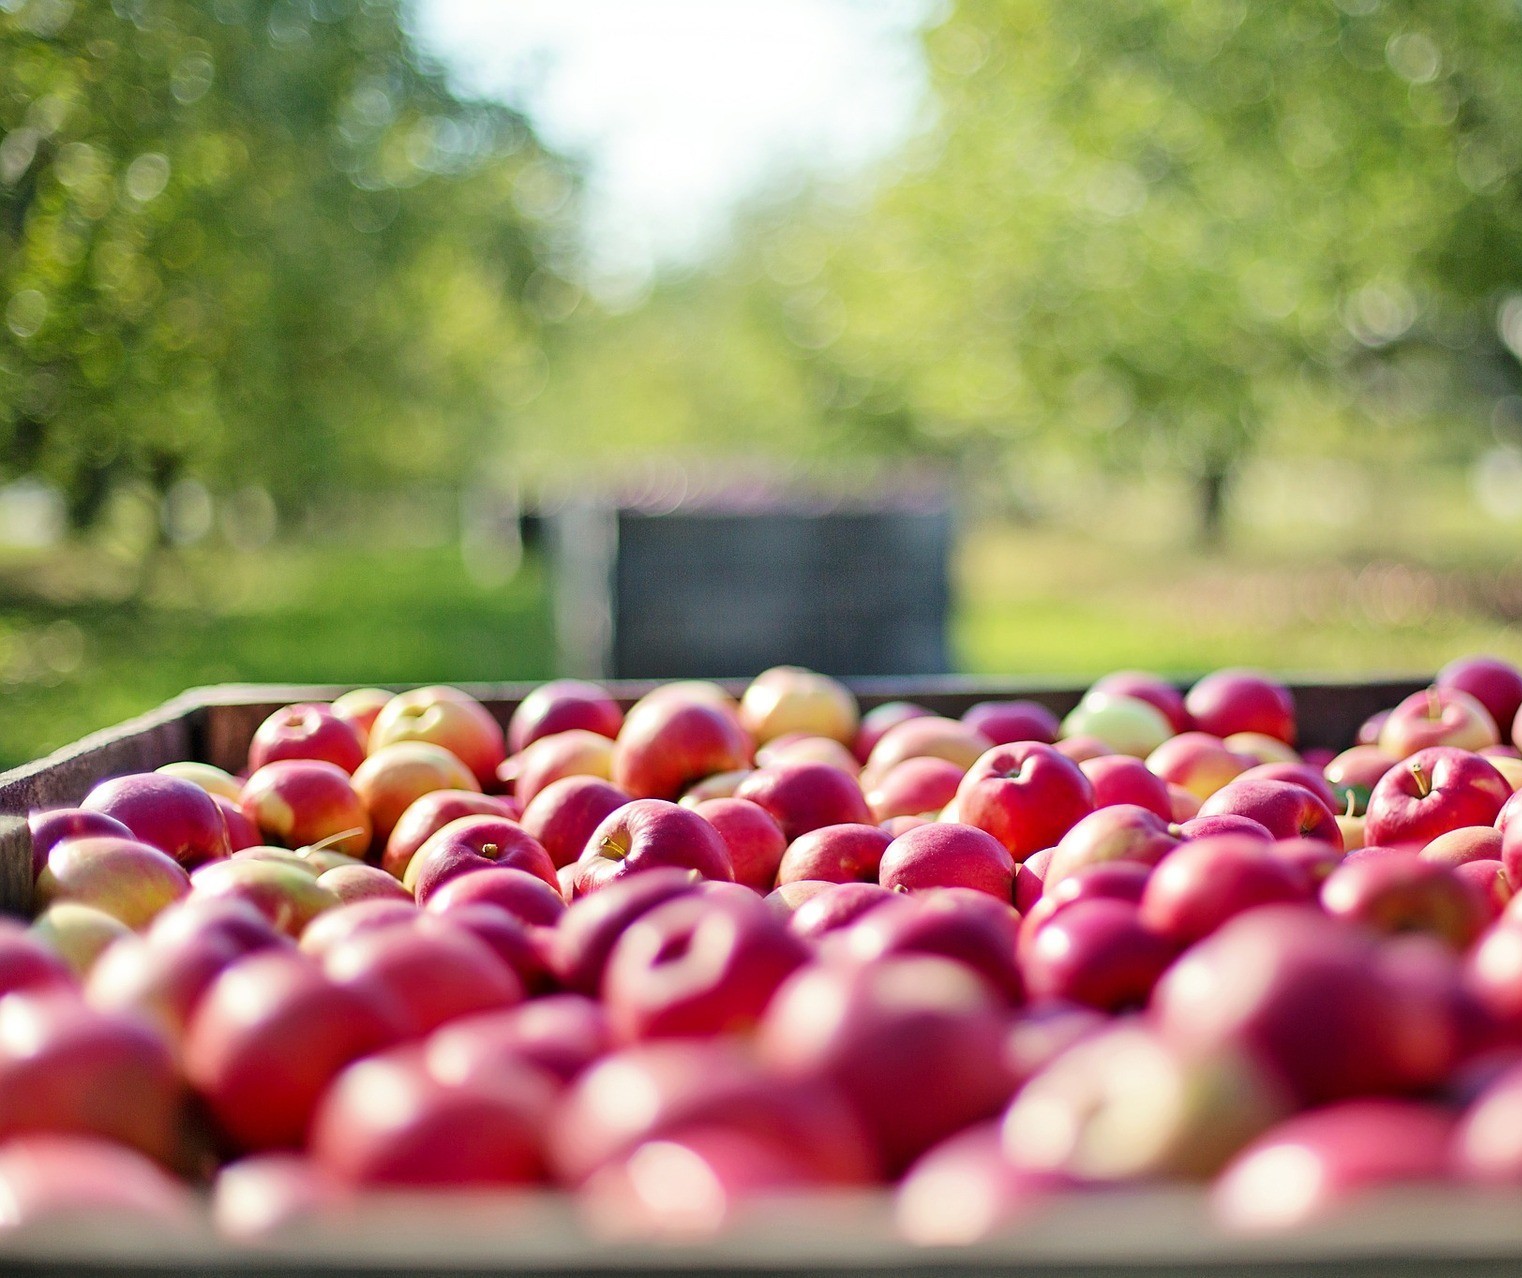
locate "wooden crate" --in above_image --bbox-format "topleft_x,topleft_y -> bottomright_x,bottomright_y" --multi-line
4,672 -> 1503,1278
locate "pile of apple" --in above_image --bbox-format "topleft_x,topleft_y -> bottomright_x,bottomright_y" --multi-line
14,658 -> 1522,1243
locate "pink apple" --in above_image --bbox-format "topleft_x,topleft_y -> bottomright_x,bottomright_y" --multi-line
864,755 -> 965,821
787,881 -> 899,940
1364,746 -> 1510,849
1078,754 -> 1172,819
0,921 -> 79,998
368,686 -> 507,789
861,717 -> 993,786
1236,761 -> 1338,810
1014,846 -> 1053,913
1138,834 -> 1310,946
777,822 -> 893,885
1185,668 -> 1296,745
248,702 -> 365,775
1437,655 -> 1522,745
510,729 -> 616,808
26,808 -> 133,880
552,868 -> 706,995
690,797 -> 786,893
571,799 -> 733,897
508,679 -> 623,755
298,898 -> 420,960
1455,859 -> 1512,922
955,743 -> 1094,862
1019,897 -> 1175,1012
403,814 -> 557,902
188,859 -> 340,939
1145,732 -> 1253,802
1043,804 -> 1181,889
381,789 -> 520,881
1177,813 -> 1273,842
81,773 -> 230,870
733,762 -> 871,844
430,994 -> 612,1085
1018,860 -> 1152,955
1422,825 -> 1505,868
897,1122 -> 1069,1245
424,865 -> 566,926
961,700 -> 1061,746
852,700 -> 934,764
1320,855 -> 1488,949
1197,778 -> 1341,847
878,822 -> 1015,900
840,891 -> 1023,1002
0,1135 -> 194,1233
212,795 -> 260,853
612,698 -> 753,801
240,760 -> 372,860
1380,686 -> 1500,758
520,775 -> 630,871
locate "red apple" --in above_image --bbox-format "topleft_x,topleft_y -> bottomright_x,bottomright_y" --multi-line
1324,745 -> 1399,810
1364,747 -> 1510,849
298,898 -> 420,960
961,700 -> 1061,746
571,799 -> 733,897
787,881 -> 899,940
368,686 -> 506,790
1455,859 -> 1512,922
424,865 -> 566,926
520,776 -> 630,871
878,822 -> 1015,900
330,687 -> 391,747
688,797 -> 786,893
1185,669 -> 1296,745
1177,813 -> 1273,842
0,921 -> 80,998
1236,761 -> 1338,811
840,891 -> 1023,1002
1043,804 -> 1181,889
80,773 -> 230,870
613,699 -> 753,802
1019,860 -> 1152,958
1078,753 -> 1172,819
508,679 -> 623,755
1019,898 -> 1175,1012
403,814 -> 557,903
956,742 -> 1095,862
1013,846 -> 1053,913
1320,855 -> 1488,949
1197,778 -> 1341,847
1139,834 -> 1311,946
731,762 -> 871,845
864,755 -> 965,822
239,760 -> 371,861
552,868 -> 706,995
429,994 -> 612,1085
248,702 -> 365,775
510,729 -> 616,808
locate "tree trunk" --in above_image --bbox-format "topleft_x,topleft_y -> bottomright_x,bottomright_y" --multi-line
1195,455 -> 1232,551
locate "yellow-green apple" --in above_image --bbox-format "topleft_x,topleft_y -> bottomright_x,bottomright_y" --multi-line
1139,834 -> 1310,946
26,808 -> 133,880
571,799 -> 733,897
1078,754 -> 1172,818
1364,746 -> 1510,849
316,862 -> 413,906
740,666 -> 858,747
1197,778 -> 1341,847
865,756 -> 964,822
552,868 -> 706,994
330,688 -> 390,748
1089,671 -> 1191,734
1437,655 -> 1522,746
155,762 -> 243,803
507,678 -> 623,755
758,956 -> 1014,1176
1004,1022 -> 1289,1182
1212,1100 -> 1455,1232
690,797 -> 786,893
962,700 -> 1061,746
776,822 -> 893,885
351,741 -> 479,847
613,698 -> 752,802
0,1135 -> 195,1233
1320,855 -> 1488,949
861,717 -> 993,788
248,703 -> 365,775
403,814 -> 557,902
878,823 -> 1015,900
733,762 -> 871,844
35,836 -> 191,930
309,1043 -> 547,1188
0,991 -> 183,1165
1380,687 -> 1500,759
321,917 -> 522,1039
1019,898 -> 1176,1012
601,891 -> 809,1040
519,776 -> 630,871
1059,694 -> 1172,758
511,729 -> 615,806
185,948 -> 402,1153
853,701 -> 934,764
1185,668 -> 1296,745
189,859 -> 340,939
1146,732 -> 1253,803
80,773 -> 230,870
29,904 -> 131,977
381,789 -> 519,881
1223,733 -> 1301,765
240,760 -> 371,860
368,687 -> 506,790
786,881 -> 898,940
955,742 -> 1095,862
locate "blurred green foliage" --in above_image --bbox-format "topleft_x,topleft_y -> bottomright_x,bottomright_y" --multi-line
1,0 -> 569,527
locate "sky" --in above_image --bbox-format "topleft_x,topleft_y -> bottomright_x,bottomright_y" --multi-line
409,0 -> 934,296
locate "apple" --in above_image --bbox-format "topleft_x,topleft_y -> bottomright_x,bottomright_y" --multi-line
1421,825 -> 1505,868
0,1134 -> 196,1232
81,773 -> 230,870
25,808 -> 135,881
1269,836 -> 1346,889
1453,1058 -> 1522,1182
248,702 -> 365,776
368,686 -> 506,790
381,789 -> 521,881
740,666 -> 858,746
1196,778 -> 1341,847
510,729 -> 616,808
85,926 -> 248,1052
676,770 -> 753,804
508,678 -> 623,755
853,700 -> 934,764
861,717 -> 993,787
1168,784 -> 1201,822
1019,898 -> 1175,1012
1235,762 -> 1338,810
211,795 -> 260,854
552,868 -> 706,995
1323,745 -> 1398,813
1139,834 -> 1310,946
601,891 -> 809,1040
897,1123 -> 1069,1246
1177,814 -> 1273,842
429,994 -> 612,1085
424,865 -> 566,926
147,895 -> 288,959
34,836 -> 191,930
316,862 -> 414,906
1380,687 -> 1500,758
518,777 -> 629,874
189,859 -> 340,939
755,733 -> 861,775
1223,733 -> 1301,766
0,921 -> 79,998
1437,654 -> 1522,744
1078,754 -> 1172,819
1013,846 -> 1054,913
29,904 -> 132,977
239,760 -> 372,861
1059,693 -> 1172,759
297,898 -> 419,960
961,700 -> 1061,746
1455,859 -> 1512,922
1364,747 -> 1510,849
689,797 -> 786,893
155,761 -> 243,803
0,990 -> 183,1165
1088,671 -> 1191,734
571,799 -> 733,897
1053,735 -> 1112,764
1185,669 -> 1296,745
733,762 -> 872,844
777,823 -> 893,885
402,814 -> 557,904
309,1044 -> 545,1187
212,1152 -> 352,1242
1212,1100 -> 1455,1232
878,822 -> 1015,900
840,891 -> 1023,1002
1018,860 -> 1151,957
1043,804 -> 1181,889
612,699 -> 752,802
184,948 -> 401,1152
1321,856 -> 1488,949
759,955 -> 1015,1175
955,742 -> 1094,862
787,881 -> 898,940
1145,732 -> 1253,803
350,742 -> 479,847
330,687 -> 391,747
865,755 -> 965,822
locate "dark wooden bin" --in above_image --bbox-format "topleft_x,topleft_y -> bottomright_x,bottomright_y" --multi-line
5,672 -> 1519,1278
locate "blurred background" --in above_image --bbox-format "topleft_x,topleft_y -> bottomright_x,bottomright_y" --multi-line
3,0 -> 1522,766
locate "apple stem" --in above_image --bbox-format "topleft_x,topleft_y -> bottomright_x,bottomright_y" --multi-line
1425,688 -> 1441,721
598,837 -> 629,862
302,828 -> 365,856
1344,792 -> 1358,820
1410,760 -> 1431,799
